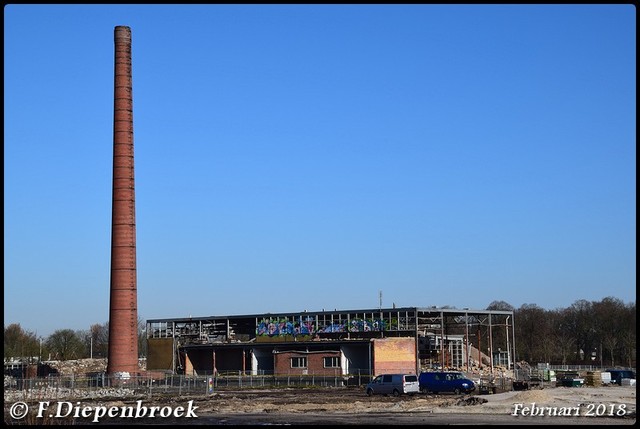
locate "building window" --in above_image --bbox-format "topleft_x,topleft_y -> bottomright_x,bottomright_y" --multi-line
291,357 -> 307,368
323,357 -> 340,368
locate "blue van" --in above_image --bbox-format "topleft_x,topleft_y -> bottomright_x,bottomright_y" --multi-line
419,371 -> 476,394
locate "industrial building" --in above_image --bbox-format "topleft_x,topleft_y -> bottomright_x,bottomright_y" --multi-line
146,306 -> 515,382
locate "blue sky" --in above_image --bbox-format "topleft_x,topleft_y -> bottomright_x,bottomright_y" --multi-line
4,4 -> 636,337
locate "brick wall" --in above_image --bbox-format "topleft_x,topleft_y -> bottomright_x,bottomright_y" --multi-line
274,351 -> 342,376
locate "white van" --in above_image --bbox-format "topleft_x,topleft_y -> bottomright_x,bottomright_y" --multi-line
365,373 -> 420,396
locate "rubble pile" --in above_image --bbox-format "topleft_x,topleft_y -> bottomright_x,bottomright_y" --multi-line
466,364 -> 513,379
44,358 -> 108,376
42,358 -> 146,375
456,396 -> 488,406
4,375 -> 17,388
4,386 -> 136,402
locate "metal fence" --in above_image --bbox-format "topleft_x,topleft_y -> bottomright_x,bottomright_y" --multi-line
4,371 -> 373,401
544,364 -> 635,372
5,370 -> 530,402
9,365 -> 632,402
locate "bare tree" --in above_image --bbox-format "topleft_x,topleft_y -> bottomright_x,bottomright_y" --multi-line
602,336 -> 619,367
486,300 -> 515,311
620,330 -> 635,368
45,329 -> 85,361
564,300 -> 597,363
90,322 -> 109,358
592,297 -> 626,367
4,323 -> 40,361
138,317 -> 147,358
514,304 -> 546,362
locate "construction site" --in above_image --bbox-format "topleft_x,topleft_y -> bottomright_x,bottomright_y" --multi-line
145,306 -> 514,382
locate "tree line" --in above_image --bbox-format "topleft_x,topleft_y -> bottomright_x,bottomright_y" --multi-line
4,320 -> 147,363
487,296 -> 635,368
4,296 -> 635,368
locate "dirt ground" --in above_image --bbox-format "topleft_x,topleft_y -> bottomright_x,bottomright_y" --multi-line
237,385 -> 629,411
8,384 -> 632,425
171,384 -> 637,422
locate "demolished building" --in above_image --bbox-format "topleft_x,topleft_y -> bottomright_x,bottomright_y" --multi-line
146,306 -> 514,383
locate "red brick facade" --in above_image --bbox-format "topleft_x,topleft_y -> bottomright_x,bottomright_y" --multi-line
274,350 -> 342,376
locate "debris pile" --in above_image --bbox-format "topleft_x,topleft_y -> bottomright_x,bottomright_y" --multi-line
4,385 -> 136,402
456,396 -> 488,406
44,358 -> 108,376
40,358 -> 147,375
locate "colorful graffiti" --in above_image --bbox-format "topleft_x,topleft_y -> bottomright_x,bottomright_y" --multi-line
257,317 -> 316,337
349,318 -> 386,332
320,323 -> 346,333
256,316 -> 389,337
317,318 -> 387,333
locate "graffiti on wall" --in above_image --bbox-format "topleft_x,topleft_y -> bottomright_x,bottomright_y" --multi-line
320,323 -> 346,333
257,317 -> 316,337
318,318 -> 387,333
257,316 -> 390,337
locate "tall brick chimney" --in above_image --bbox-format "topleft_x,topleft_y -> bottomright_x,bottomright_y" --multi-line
107,25 -> 139,376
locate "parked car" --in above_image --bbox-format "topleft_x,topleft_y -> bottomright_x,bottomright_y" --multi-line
365,373 -> 420,396
419,371 -> 476,394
